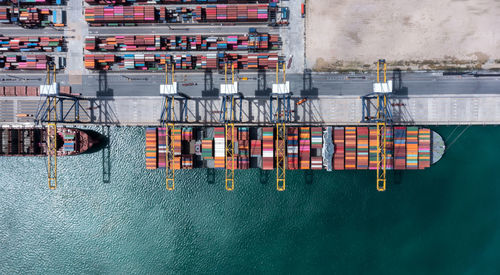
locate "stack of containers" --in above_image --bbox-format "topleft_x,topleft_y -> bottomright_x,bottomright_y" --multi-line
394,127 -> 406,170
333,127 -> 345,170
286,127 -> 298,170
237,4 -> 247,21
418,128 -> 431,169
311,127 -> 322,150
250,139 -> 261,157
173,128 -> 182,169
345,127 -> 356,169
182,127 -> 192,141
311,157 -> 322,170
0,36 -> 63,52
214,127 -> 225,168
145,128 -> 157,169
257,4 -> 268,20
181,155 -> 193,169
262,127 -> 273,170
63,133 -> 75,152
238,127 -> 249,170
205,5 -> 216,20
356,127 -> 369,169
173,128 -> 181,156
385,127 -> 394,169
299,127 -> 310,169
202,138 -> 213,159
157,127 -> 166,168
85,37 -> 96,51
84,54 -> 114,70
406,127 -> 419,169
369,127 -> 378,170
15,86 -> 26,96
1,54 -> 48,70
0,8 -> 9,24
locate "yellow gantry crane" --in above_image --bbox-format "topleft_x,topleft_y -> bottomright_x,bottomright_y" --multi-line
221,62 -> 237,191
160,63 -> 177,190
46,65 -> 58,189
271,61 -> 291,191
361,59 -> 393,191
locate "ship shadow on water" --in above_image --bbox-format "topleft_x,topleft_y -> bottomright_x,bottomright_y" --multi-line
305,170 -> 314,185
78,127 -> 111,184
206,168 -> 215,185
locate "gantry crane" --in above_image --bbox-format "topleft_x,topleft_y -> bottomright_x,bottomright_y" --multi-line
361,59 -> 393,191
220,62 -> 240,191
160,63 -> 178,190
270,61 -> 290,191
34,62 -> 86,189
38,64 -> 58,189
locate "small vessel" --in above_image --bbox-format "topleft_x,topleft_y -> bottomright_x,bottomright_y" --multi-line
0,127 -> 99,156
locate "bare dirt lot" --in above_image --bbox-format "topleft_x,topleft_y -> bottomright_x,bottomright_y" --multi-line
306,0 -> 500,71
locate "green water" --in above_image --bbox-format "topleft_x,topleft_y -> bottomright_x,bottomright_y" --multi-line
1,126 -> 499,274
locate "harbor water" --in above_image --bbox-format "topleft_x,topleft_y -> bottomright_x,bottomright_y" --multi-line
1,126 -> 499,274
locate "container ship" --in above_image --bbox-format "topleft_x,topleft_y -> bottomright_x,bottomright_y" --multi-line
145,126 -> 445,170
0,127 -> 98,156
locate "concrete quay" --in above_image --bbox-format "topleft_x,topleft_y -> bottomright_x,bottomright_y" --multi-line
2,94 -> 500,126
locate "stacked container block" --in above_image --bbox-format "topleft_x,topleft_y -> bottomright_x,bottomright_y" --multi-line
418,128 -> 431,169
406,127 -> 419,169
238,127 -> 249,169
157,127 -> 166,168
145,128 -> 157,169
345,127 -> 356,169
262,127 -> 273,170
368,127 -> 377,170
214,127 -> 225,168
311,127 -> 322,149
394,127 -> 406,170
299,127 -> 310,169
333,127 -> 345,170
287,127 -> 298,170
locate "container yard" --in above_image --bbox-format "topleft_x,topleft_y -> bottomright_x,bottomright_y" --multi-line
0,7 -> 65,27
84,52 -> 280,70
84,32 -> 279,52
0,36 -> 64,52
84,4 -> 274,26
144,126 -> 444,171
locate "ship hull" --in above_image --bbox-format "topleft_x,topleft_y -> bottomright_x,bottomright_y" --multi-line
145,126 -> 445,171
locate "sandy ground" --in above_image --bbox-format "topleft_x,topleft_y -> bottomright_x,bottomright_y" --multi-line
306,0 -> 500,71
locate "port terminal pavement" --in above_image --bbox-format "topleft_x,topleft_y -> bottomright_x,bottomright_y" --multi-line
1,71 -> 500,126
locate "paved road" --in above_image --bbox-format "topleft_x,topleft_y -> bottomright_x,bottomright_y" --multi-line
2,72 -> 499,98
